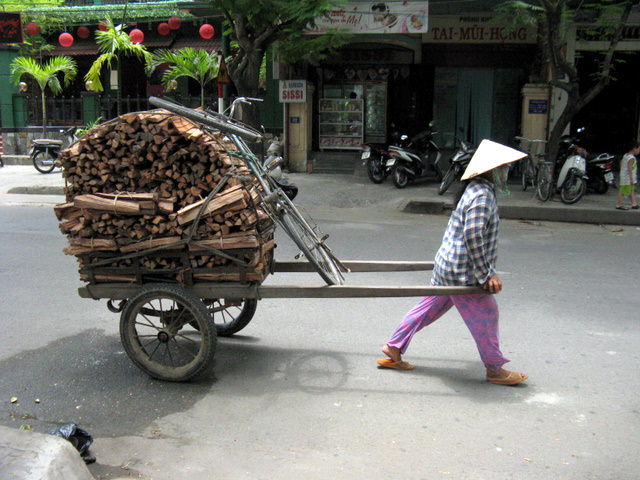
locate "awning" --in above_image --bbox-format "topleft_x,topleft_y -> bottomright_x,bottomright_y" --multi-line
47,33 -> 175,56
170,37 -> 221,52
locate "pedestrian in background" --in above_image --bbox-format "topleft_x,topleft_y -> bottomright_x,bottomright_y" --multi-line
615,141 -> 639,210
377,140 -> 528,386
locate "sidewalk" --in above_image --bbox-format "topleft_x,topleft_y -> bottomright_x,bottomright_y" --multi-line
1,164 -> 639,226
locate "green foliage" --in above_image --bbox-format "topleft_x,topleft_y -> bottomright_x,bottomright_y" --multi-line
17,1 -> 190,28
10,55 -> 77,94
147,48 -> 220,107
85,18 -> 151,92
77,116 -> 104,137
209,0 -> 347,95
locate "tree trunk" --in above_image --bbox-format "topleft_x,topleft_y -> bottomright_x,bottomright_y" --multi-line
40,89 -> 47,137
117,55 -> 122,116
228,48 -> 264,127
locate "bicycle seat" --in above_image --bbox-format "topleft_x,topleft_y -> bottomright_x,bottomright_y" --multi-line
33,139 -> 63,146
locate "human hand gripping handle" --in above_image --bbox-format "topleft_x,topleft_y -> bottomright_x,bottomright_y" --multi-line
483,274 -> 502,293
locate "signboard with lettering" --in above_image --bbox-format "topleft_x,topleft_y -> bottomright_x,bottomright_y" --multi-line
279,80 -> 307,103
423,14 -> 536,44
528,99 -> 548,114
0,12 -> 23,45
307,1 -> 429,34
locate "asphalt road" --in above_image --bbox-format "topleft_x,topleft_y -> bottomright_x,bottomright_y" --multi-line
0,191 -> 639,480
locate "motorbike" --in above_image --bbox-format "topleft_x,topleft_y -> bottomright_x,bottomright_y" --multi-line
386,124 -> 442,189
437,139 -> 476,195
263,137 -> 298,200
361,143 -> 392,184
586,152 -> 616,194
29,126 -> 77,174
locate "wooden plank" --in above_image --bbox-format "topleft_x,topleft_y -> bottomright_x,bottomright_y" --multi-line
273,260 -> 435,273
78,283 -> 485,300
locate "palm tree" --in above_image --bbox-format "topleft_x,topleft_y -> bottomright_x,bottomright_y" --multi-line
146,48 -> 219,108
10,55 -> 77,136
85,17 -> 151,116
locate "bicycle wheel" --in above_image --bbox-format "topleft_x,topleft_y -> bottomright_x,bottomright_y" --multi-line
148,96 -> 263,143
521,157 -> 534,191
536,162 -> 553,201
274,195 -> 344,286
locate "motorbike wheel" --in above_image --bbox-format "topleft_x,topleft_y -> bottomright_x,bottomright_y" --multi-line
366,158 -> 386,184
438,164 -> 458,195
392,166 -> 409,189
590,176 -> 609,194
560,176 -> 587,204
32,151 -> 56,174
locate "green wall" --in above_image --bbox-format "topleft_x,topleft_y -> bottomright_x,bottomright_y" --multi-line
0,47 -> 19,128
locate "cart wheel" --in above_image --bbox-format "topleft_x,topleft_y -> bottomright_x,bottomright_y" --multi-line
120,284 -> 216,382
203,298 -> 258,337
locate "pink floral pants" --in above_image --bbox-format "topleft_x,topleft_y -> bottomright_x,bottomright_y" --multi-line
387,293 -> 509,370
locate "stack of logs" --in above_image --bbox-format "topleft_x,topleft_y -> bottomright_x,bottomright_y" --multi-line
54,110 -> 274,284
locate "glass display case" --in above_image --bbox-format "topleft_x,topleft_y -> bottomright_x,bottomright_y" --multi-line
318,98 -> 364,150
364,83 -> 387,143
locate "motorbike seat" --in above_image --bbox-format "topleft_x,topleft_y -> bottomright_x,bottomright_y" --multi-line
587,153 -> 615,164
33,139 -> 64,146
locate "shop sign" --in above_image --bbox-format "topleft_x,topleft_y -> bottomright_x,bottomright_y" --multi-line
0,13 -> 23,45
307,1 -> 429,34
279,80 -> 307,103
423,14 -> 536,44
576,24 -> 640,51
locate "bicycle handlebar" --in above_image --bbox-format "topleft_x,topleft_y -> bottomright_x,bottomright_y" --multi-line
149,96 -> 264,143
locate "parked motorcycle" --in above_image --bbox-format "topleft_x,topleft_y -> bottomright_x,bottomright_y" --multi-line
437,139 -> 476,195
29,126 -> 77,174
386,124 -> 442,189
361,143 -> 392,184
263,137 -> 298,200
586,152 -> 616,194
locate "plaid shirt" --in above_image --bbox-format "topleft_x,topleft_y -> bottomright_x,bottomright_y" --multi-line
432,177 -> 499,286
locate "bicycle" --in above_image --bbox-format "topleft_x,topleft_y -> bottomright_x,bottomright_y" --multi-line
515,137 -> 547,193
148,96 -> 346,286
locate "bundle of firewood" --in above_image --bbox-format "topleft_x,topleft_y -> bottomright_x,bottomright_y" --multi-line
54,109 -> 274,284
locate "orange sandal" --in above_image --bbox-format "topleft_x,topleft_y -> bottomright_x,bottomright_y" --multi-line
376,358 -> 414,370
486,370 -> 528,385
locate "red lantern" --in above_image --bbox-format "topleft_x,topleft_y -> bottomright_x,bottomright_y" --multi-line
129,28 -> 144,44
77,26 -> 90,39
168,16 -> 181,30
98,20 -> 108,32
157,22 -> 170,36
199,23 -> 215,40
58,32 -> 74,47
26,22 -> 40,36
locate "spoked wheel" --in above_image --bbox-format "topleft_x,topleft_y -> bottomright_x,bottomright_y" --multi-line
560,176 -> 587,204
202,298 -> 258,337
32,152 -> 56,174
536,162 -> 553,202
120,284 -> 216,382
392,166 -> 409,188
521,157 -> 536,191
272,191 -> 345,286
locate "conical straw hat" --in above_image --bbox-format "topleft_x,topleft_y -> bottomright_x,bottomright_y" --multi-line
461,139 -> 527,181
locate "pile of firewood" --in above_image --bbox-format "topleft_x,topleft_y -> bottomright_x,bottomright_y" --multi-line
54,109 -> 274,284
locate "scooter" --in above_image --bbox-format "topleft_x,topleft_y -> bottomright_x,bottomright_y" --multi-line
437,139 -> 476,195
361,143 -> 392,184
263,137 -> 298,200
555,142 -> 588,204
586,152 -> 616,194
29,126 -> 77,174
386,124 -> 442,189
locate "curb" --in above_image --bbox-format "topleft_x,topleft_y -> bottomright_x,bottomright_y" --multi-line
7,186 -> 65,195
401,200 -> 640,226
1,155 -> 31,166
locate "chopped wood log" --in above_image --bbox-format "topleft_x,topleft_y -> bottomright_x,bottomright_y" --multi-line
176,185 -> 249,225
119,236 -> 183,253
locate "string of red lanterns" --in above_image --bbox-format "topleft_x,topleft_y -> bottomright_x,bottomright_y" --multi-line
27,16 -> 215,48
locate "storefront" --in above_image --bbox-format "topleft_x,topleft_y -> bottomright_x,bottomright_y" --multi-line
295,3 -> 538,172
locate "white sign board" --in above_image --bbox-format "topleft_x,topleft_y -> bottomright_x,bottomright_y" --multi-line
279,80 -> 307,103
307,1 -> 429,34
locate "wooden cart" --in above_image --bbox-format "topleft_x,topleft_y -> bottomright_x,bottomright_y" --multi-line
78,260 -> 483,382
